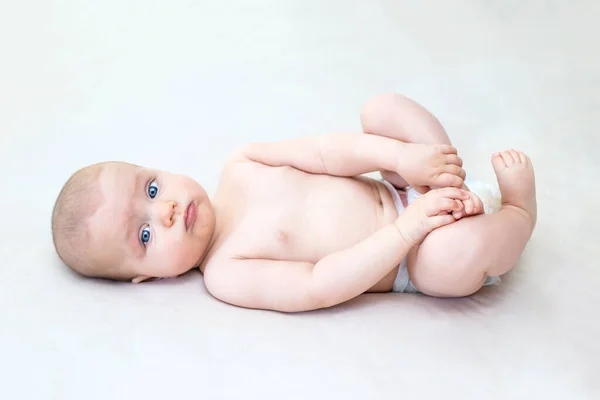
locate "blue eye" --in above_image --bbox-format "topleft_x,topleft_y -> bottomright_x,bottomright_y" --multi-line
147,180 -> 159,199
140,226 -> 151,245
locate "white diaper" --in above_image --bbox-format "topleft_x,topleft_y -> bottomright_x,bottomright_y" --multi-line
380,179 -> 502,294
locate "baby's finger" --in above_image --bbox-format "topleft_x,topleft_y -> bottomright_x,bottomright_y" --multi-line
454,199 -> 464,210
429,214 -> 458,230
463,198 -> 474,215
436,198 -> 464,213
427,199 -> 451,216
430,187 -> 470,200
451,199 -> 465,218
472,195 -> 484,215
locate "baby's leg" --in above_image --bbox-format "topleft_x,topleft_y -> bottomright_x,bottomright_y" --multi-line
361,92 -> 453,188
407,150 -> 537,297
361,93 -> 536,295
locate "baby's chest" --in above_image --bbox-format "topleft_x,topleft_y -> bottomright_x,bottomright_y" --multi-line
228,175 -> 386,261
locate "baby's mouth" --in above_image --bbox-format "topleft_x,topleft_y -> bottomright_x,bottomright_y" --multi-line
184,201 -> 197,231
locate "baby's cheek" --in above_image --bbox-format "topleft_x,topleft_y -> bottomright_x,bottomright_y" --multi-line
158,237 -> 200,273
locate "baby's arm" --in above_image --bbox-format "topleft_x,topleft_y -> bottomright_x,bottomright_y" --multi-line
243,133 -> 398,176
204,188 -> 469,312
205,225 -> 408,312
241,133 -> 465,189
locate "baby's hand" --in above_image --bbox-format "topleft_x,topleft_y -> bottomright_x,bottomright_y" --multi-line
452,191 -> 484,219
396,143 -> 466,193
394,187 -> 469,247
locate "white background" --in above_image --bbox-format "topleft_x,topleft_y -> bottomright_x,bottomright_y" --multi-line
1,1 -> 598,399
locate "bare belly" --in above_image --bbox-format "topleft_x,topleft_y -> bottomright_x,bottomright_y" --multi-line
211,165 -> 405,292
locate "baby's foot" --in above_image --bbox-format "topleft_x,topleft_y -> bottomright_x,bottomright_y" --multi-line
396,143 -> 466,193
491,150 -> 537,228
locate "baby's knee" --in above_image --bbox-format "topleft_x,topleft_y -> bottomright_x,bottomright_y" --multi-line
408,223 -> 490,297
413,270 -> 487,298
360,92 -> 407,132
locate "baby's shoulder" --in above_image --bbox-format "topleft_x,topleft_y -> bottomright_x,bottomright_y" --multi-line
200,233 -> 248,277
219,147 -> 292,185
219,147 -> 262,176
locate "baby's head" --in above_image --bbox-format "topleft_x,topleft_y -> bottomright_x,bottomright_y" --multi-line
52,162 -> 215,283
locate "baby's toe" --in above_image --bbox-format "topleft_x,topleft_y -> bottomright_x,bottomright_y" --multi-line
440,145 -> 458,155
517,150 -> 530,165
437,171 -> 464,188
501,150 -> 516,166
491,152 -> 507,171
508,149 -> 524,164
442,164 -> 466,179
445,154 -> 463,167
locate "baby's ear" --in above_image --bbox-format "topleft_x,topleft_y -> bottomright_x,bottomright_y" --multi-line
132,276 -> 151,284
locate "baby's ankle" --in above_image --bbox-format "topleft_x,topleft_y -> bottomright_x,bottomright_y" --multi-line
500,203 -> 536,230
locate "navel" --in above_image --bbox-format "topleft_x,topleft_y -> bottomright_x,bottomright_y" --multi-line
275,230 -> 289,245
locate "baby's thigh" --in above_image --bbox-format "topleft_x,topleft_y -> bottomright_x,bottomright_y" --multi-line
407,216 -> 491,297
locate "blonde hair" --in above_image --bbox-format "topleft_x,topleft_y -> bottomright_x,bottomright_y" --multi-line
51,163 -> 131,281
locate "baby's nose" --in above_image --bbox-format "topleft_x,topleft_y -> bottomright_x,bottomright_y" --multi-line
159,200 -> 178,228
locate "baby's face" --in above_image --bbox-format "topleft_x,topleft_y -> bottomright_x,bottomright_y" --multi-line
89,162 -> 215,282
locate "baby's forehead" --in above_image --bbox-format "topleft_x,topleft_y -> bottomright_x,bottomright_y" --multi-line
87,198 -> 127,245
100,161 -> 140,183
85,164 -> 130,230
101,163 -> 148,199
90,162 -> 146,254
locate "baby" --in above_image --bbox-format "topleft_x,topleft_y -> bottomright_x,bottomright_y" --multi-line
51,93 -> 537,312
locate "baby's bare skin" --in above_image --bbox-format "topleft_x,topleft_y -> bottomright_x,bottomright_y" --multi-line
201,142 -> 468,293
199,94 -> 536,311
200,144 -> 535,311
199,135 -> 481,311
54,92 -> 536,313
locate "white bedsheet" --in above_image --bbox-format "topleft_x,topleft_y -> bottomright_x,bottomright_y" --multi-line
1,1 -> 599,399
